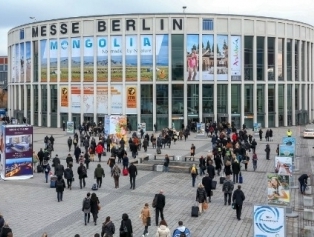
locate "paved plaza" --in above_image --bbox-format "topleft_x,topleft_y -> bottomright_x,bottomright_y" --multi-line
0,126 -> 313,236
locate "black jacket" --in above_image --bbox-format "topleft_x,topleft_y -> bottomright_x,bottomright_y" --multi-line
128,164 -> 137,177
119,215 -> 133,237
155,193 -> 165,209
55,178 -> 66,192
196,187 -> 207,203
232,189 -> 245,205
0,226 -> 12,237
207,165 -> 215,178
37,150 -> 44,161
55,164 -> 64,177
299,174 -> 309,184
52,157 -> 60,167
64,168 -> 73,179
202,176 -> 212,192
231,162 -> 240,174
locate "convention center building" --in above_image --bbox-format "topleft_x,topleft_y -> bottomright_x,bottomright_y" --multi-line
6,13 -> 314,129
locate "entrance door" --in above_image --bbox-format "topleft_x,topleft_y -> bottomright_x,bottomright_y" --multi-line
217,114 -> 228,123
72,114 -> 81,130
84,116 -> 93,124
203,116 -> 214,124
231,115 -> 241,129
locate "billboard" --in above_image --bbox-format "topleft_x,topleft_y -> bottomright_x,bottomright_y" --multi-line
111,85 -> 122,114
197,123 -> 205,135
216,35 -> 228,80
71,37 -> 81,82
111,35 -> 123,82
201,34 -> 214,80
253,205 -> 285,237
186,34 -> 199,81
140,35 -> 153,81
231,36 -> 241,81
40,39 -> 47,82
71,86 -> 81,113
83,86 -> 94,113
60,38 -> 69,82
96,86 -> 108,114
126,86 -> 137,114
50,39 -> 58,82
66,121 -> 74,134
60,86 -> 68,112
282,136 -> 296,146
274,156 -> 293,176
109,115 -> 128,142
0,125 -> 33,180
125,35 -> 138,82
156,34 -> 169,81
84,37 -> 94,82
279,145 -> 295,160
25,41 -> 31,82
20,42 -> 25,82
11,46 -> 16,83
104,115 -> 110,135
267,173 -> 290,206
97,36 -> 108,82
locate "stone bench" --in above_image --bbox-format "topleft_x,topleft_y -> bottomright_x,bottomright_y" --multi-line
304,209 -> 314,221
303,195 -> 314,207
154,155 -> 175,160
185,156 -> 195,162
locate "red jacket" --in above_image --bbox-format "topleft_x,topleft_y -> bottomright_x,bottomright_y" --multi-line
95,144 -> 103,154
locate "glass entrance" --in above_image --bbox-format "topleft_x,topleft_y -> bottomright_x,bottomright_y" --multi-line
127,115 -> 137,132
203,115 -> 214,124
217,113 -> 228,123
72,114 -> 81,130
231,114 -> 241,129
172,117 -> 183,130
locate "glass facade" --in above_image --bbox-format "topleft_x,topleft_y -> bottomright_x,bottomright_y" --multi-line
257,84 -> 265,127
41,85 -> 47,126
50,85 -> 57,128
278,38 -> 284,81
287,39 -> 292,81
256,37 -> 264,81
156,84 -> 168,129
202,84 -> 213,113
268,84 -> 275,127
141,85 -> 153,114
187,84 -> 199,119
268,37 -> 275,81
244,36 -> 253,81
278,84 -> 284,126
217,84 -> 227,113
171,35 -> 184,81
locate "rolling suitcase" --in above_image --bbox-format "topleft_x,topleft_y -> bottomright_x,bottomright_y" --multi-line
191,204 -> 199,217
239,173 -> 243,183
50,175 -> 57,188
156,147 -> 161,154
37,165 -> 43,173
211,180 -> 217,190
123,168 -> 129,176
220,177 -> 226,184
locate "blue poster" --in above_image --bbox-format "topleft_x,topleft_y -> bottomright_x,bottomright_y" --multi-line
282,136 -> 296,146
279,145 -> 295,160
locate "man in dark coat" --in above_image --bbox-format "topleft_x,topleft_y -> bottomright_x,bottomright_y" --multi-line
67,136 -> 73,152
232,185 -> 246,220
299,174 -> 310,194
128,163 -> 138,189
55,163 -> 65,177
206,160 -> 215,179
265,144 -> 271,160
202,173 -> 212,202
154,190 -> 166,226
52,154 -> 60,173
231,160 -> 241,183
37,148 -> 44,166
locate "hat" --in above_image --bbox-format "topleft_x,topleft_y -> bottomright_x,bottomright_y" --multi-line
56,154 -> 58,156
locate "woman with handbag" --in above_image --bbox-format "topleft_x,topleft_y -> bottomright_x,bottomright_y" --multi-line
101,216 -> 115,237
140,203 -> 151,237
196,183 -> 207,214
90,193 -> 100,225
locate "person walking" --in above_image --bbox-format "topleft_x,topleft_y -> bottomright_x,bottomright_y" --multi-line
101,216 -> 115,237
299,174 -> 310,194
68,136 -> 73,152
78,162 -> 87,189
0,223 -> 12,237
37,148 -> 44,166
128,163 -> 138,190
90,193 -> 100,225
163,155 -> 170,172
122,154 -> 129,170
251,139 -> 257,153
154,190 -> 166,226
265,144 -> 271,160
64,166 -> 74,189
74,146 -> 81,164
66,154 -> 74,168
43,162 -> 51,183
202,173 -> 213,202
222,175 -> 234,205
172,221 -> 191,237
95,143 -> 104,162
190,164 -> 198,187
32,151 -> 39,173
94,164 -> 105,188
52,154 -> 60,174
196,183 -> 207,214
55,163 -> 65,177
140,203 -> 151,237
190,144 -> 196,160
55,175 -> 66,202
82,192 -> 91,225
231,159 -> 240,183
232,185 -> 246,220
214,154 -> 222,176
111,164 -> 121,189
119,213 -> 133,237
252,152 -> 258,171
199,156 -> 206,176
258,129 -> 263,141
155,220 -> 170,237
106,136 -> 111,152
207,160 -> 215,179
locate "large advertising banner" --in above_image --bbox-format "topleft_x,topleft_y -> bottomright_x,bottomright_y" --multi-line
96,86 -> 108,114
111,35 -> 123,82
267,173 -> 290,206
11,46 -> 16,83
275,156 -> 293,176
84,37 -> 94,82
197,123 -> 205,135
279,145 -> 295,160
60,38 -> 69,82
156,34 -> 169,81
111,85 -> 123,114
125,35 -> 138,82
20,43 -> 25,82
40,39 -> 47,82
201,34 -> 214,80
50,39 -> 58,82
83,86 -> 94,113
109,115 -> 128,143
60,86 -> 68,113
97,36 -> 108,82
216,35 -> 228,80
186,34 -> 199,81
1,125 -> 33,180
253,205 -> 285,237
282,136 -> 296,146
140,35 -> 153,81
126,86 -> 137,114
25,41 -> 31,82
71,86 -> 81,113
66,121 -> 74,134
104,115 -> 110,135
71,37 -> 81,82
15,44 -> 19,83
231,36 -> 241,81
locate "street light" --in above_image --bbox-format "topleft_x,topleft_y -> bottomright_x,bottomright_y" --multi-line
29,17 -> 37,22
182,6 -> 187,13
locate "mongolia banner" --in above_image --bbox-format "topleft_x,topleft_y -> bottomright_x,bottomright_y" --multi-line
97,36 -> 108,82
50,39 -> 58,82
83,86 -> 94,113
60,38 -> 69,82
126,86 -> 137,114
40,40 -> 47,82
25,41 -> 31,82
125,35 -> 138,82
71,86 -> 81,113
267,173 -> 290,206
84,37 -> 94,82
156,34 -> 168,81
231,36 -> 241,81
60,86 -> 68,112
140,35 -> 153,81
71,37 -> 81,82
110,36 -> 123,82
96,86 -> 108,114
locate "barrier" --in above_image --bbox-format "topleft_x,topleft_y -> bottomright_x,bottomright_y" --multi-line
304,209 -> 314,221
303,196 -> 314,207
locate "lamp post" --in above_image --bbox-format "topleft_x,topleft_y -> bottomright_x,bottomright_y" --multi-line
182,6 -> 187,13
29,17 -> 37,22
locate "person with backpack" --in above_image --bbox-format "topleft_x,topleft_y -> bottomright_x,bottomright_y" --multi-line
55,163 -> 65,177
82,192 -> 91,225
128,163 -> 138,190
94,164 -> 105,188
119,213 -> 133,237
232,185 -> 246,220
64,166 -> 74,190
252,152 -> 258,171
52,154 -> 60,174
78,163 -> 87,189
172,221 -> 191,237
222,175 -> 234,206
68,136 -> 73,152
55,175 -> 66,202
43,162 -> 51,183
101,216 -> 115,237
111,164 -> 121,189
190,164 -> 198,187
163,155 -> 170,172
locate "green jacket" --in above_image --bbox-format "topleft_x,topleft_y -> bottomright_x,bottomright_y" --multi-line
94,166 -> 105,178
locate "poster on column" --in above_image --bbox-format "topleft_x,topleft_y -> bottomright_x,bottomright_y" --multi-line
104,115 -> 110,135
60,86 -> 68,113
111,35 -> 122,82
156,34 -> 169,81
274,156 -> 293,175
71,86 -> 81,113
96,86 -> 108,114
109,115 -> 128,142
0,125 -> 33,180
282,136 -> 296,146
84,37 -> 94,82
140,35 -> 153,81
111,85 -> 122,114
83,86 -> 94,113
20,43 -> 25,82
25,42 -> 31,82
267,173 -> 290,206
50,39 -> 58,82
11,46 -> 16,83
201,34 -> 214,80
231,36 -> 241,81
15,44 -> 19,82
216,35 -> 228,81
126,86 -> 137,114
279,145 -> 295,160
253,205 -> 285,237
60,38 -> 69,82
125,35 -> 138,82
71,37 -> 81,82
40,39 -> 47,82
186,34 -> 199,81
97,36 -> 108,82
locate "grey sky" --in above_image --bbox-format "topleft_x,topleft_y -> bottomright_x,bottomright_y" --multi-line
0,0 -> 314,55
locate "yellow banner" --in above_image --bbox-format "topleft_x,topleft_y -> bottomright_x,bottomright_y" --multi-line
126,86 -> 136,108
